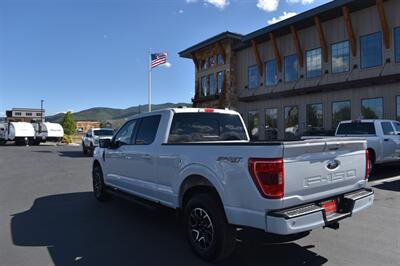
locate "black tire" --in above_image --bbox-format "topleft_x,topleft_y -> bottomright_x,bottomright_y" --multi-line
368,155 -> 375,176
183,192 -> 236,262
92,164 -> 110,201
82,142 -> 87,155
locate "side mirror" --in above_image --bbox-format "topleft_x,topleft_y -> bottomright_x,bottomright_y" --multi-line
99,138 -> 111,148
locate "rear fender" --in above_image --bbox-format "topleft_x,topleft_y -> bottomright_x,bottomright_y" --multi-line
173,163 -> 225,208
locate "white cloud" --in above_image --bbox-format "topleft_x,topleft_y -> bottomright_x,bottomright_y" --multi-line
286,0 -> 315,5
163,62 -> 172,68
257,0 -> 279,12
186,0 -> 229,9
204,0 -> 229,9
178,9 -> 184,14
267,11 -> 297,24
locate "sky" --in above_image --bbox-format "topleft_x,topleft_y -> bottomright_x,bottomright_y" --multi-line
0,0 -> 331,115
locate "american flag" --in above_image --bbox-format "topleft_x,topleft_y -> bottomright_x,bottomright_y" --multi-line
151,52 -> 168,68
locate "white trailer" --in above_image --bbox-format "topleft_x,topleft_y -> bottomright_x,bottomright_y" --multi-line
32,122 -> 64,144
0,122 -> 35,145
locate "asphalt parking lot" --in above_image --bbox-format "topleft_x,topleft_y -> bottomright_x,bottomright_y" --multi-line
0,145 -> 399,266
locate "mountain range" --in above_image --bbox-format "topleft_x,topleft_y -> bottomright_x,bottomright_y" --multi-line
46,102 -> 191,124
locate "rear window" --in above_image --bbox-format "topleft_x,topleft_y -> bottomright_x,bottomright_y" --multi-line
94,129 -> 114,136
336,122 -> 376,135
168,113 -> 247,143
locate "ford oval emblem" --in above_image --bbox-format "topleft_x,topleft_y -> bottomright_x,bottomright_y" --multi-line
327,159 -> 340,170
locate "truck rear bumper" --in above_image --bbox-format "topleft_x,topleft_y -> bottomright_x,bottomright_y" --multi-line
266,188 -> 374,235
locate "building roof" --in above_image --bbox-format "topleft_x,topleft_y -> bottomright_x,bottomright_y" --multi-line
178,31 -> 243,58
235,0 -> 379,50
179,0 -> 381,55
10,108 -> 45,112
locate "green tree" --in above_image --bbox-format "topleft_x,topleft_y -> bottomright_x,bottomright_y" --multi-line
61,111 -> 76,135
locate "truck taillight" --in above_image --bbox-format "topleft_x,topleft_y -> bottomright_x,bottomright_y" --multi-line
248,158 -> 284,199
365,149 -> 370,180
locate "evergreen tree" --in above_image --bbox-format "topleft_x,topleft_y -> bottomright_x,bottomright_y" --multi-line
61,111 -> 76,135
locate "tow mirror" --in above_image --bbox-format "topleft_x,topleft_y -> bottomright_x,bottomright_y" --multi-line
99,138 -> 111,148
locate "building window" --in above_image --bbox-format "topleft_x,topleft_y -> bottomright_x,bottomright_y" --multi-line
217,71 -> 224,94
217,54 -> 224,65
209,73 -> 215,95
248,65 -> 259,89
200,60 -> 207,70
397,96 -> 400,121
284,106 -> 299,140
26,112 -> 32,116
248,111 -> 259,140
208,56 -> 215,68
331,41 -> 350,73
14,112 -> 22,116
360,32 -> 382,69
265,59 -> 277,86
306,103 -> 323,130
332,101 -> 351,129
265,108 -> 278,140
36,113 -> 42,116
395,27 -> 400,64
361,98 -> 383,119
306,48 -> 322,78
284,54 -> 298,82
200,76 -> 207,96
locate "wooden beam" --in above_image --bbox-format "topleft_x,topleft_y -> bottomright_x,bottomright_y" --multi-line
342,6 -> 357,57
269,32 -> 282,73
251,39 -> 264,77
314,16 -> 328,63
376,0 -> 390,49
290,26 -> 304,68
216,41 -> 226,63
190,52 -> 199,71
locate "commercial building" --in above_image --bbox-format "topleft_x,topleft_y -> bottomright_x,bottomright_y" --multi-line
5,108 -> 45,123
75,121 -> 101,133
179,0 -> 400,140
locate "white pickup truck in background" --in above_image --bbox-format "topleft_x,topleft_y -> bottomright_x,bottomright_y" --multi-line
92,108 -> 374,261
82,128 -> 114,156
336,120 -> 400,172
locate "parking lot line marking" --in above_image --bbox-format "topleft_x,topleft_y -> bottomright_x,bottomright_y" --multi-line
369,176 -> 400,186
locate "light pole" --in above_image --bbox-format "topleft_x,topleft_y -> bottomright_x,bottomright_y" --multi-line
40,100 -> 44,133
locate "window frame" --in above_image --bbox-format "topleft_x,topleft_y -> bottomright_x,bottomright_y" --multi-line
394,27 -> 400,64
248,64 -> 259,89
361,97 -> 384,119
306,103 -> 324,129
265,108 -> 278,140
264,59 -> 278,86
284,54 -> 298,82
331,100 -> 351,129
331,40 -> 350,74
284,105 -> 299,139
360,31 -> 383,69
306,47 -> 322,79
209,73 -> 215,95
217,71 -> 224,94
248,110 -> 260,140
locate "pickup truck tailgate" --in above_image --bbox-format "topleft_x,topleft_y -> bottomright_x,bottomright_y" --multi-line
282,138 -> 367,208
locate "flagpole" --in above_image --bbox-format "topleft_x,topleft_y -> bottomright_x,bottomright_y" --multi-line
148,50 -> 152,112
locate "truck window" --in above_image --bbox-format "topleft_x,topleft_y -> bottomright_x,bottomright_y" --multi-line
392,122 -> 400,132
94,129 -> 114,136
135,115 -> 161,145
114,119 -> 137,145
336,122 -> 376,135
381,122 -> 395,135
168,113 -> 247,143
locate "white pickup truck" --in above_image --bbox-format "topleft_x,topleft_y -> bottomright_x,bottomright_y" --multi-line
336,120 -> 400,172
82,128 -> 114,156
92,108 -> 374,261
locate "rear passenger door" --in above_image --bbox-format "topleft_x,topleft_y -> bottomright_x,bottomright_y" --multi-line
121,115 -> 161,200
380,121 -> 397,161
